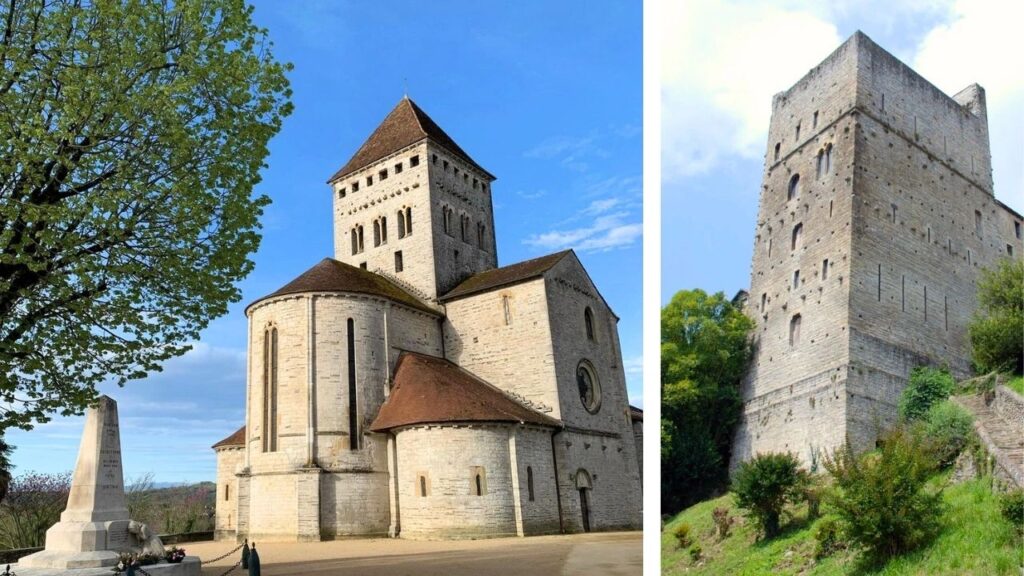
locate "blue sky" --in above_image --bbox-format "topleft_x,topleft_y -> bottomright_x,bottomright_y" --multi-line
9,0 -> 642,484
662,0 -> 1024,302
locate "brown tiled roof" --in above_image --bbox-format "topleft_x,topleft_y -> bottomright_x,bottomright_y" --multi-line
247,258 -> 436,315
629,406 -> 643,421
212,426 -> 245,449
328,97 -> 494,183
439,251 -> 571,302
370,352 -> 560,432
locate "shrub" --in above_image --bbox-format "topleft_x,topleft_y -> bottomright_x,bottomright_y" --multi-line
0,471 -> 72,549
673,523 -> 692,548
922,400 -> 974,468
689,544 -> 703,562
899,366 -> 956,422
803,475 -> 825,520
824,426 -> 943,560
711,506 -> 732,540
732,452 -> 807,538
969,258 -> 1023,375
813,516 -> 845,560
999,489 -> 1024,533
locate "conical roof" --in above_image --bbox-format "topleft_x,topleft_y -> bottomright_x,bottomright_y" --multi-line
370,352 -> 560,432
246,258 -> 436,314
328,97 -> 494,183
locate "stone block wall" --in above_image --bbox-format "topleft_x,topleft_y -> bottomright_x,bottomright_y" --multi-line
511,427 -> 561,535
213,447 -> 243,540
319,471 -> 391,538
553,429 -> 642,533
443,278 -> 560,417
392,424 -> 518,539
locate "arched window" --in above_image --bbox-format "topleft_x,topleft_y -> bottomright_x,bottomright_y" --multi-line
225,484 -> 230,501
475,474 -> 483,496
460,214 -> 470,242
350,228 -> 358,255
502,295 -> 512,325
470,466 -> 486,496
774,142 -> 781,162
584,307 -> 595,341
824,144 -> 833,174
789,314 -> 802,346
380,216 -> 387,244
442,206 -> 452,236
791,222 -> 803,251
576,361 -> 602,414
419,475 -> 427,497
477,222 -> 486,249
787,174 -> 800,201
405,207 -> 412,235
527,466 -> 535,502
397,210 -> 407,238
816,150 -> 824,178
262,326 -> 278,452
373,220 -> 381,247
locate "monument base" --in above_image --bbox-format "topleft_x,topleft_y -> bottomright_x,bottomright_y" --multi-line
12,556 -> 201,576
19,521 -> 122,569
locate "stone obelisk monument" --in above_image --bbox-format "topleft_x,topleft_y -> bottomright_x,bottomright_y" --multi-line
20,395 -> 133,569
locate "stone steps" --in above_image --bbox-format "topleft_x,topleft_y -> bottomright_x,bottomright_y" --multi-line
954,386 -> 1024,488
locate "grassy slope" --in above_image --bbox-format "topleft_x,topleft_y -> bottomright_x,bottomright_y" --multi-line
1006,375 -> 1024,396
662,476 -> 1023,575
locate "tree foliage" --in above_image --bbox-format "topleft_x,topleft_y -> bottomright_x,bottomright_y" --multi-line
969,258 -> 1024,375
0,0 -> 292,429
898,366 -> 956,423
0,471 -> 71,549
661,289 -> 753,513
731,452 -> 807,538
823,426 -> 943,560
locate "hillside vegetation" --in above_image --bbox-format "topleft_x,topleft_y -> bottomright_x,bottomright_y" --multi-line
661,475 -> 1022,575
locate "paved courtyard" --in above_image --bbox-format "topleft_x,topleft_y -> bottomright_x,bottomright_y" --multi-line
189,531 -> 642,576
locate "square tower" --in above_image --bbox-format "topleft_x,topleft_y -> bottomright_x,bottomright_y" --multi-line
327,97 -> 498,301
735,32 -> 1023,467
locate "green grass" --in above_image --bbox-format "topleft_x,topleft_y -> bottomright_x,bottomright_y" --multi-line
1006,375 -> 1024,396
661,476 -> 1023,575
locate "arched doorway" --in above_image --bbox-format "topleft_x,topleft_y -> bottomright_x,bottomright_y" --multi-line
576,469 -> 592,532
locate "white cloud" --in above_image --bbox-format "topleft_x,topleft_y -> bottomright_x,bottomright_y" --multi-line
524,212 -> 642,253
662,0 -> 840,180
912,0 -> 1024,206
623,355 -> 643,376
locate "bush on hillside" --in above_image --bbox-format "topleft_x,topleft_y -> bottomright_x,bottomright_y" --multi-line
732,452 -> 808,538
673,522 -> 692,548
813,516 -> 845,560
899,366 -> 956,422
922,400 -> 974,468
824,426 -> 942,560
1000,490 -> 1024,534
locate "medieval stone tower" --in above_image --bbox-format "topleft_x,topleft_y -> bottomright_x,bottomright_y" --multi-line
733,32 -> 1023,467
213,97 -> 642,542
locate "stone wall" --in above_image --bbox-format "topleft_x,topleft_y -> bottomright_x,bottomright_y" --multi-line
443,278 -> 560,417
392,424 -> 519,539
994,385 -> 1024,428
736,31 -> 1023,467
213,447 -> 243,540
511,427 -> 561,535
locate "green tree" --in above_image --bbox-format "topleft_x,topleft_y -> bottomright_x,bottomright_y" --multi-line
898,366 -> 955,422
969,258 -> 1023,375
732,452 -> 807,538
661,289 -> 753,513
0,0 -> 292,431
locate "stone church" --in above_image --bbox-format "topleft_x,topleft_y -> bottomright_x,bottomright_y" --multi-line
733,32 -> 1023,468
212,97 -> 643,541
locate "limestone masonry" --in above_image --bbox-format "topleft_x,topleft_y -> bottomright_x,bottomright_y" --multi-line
213,98 -> 642,541
733,32 -> 1023,468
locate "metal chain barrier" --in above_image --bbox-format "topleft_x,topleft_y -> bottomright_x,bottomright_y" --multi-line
112,539 -> 250,576
203,541 -> 246,564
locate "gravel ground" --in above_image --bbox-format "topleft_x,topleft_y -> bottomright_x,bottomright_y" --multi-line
188,531 -> 642,576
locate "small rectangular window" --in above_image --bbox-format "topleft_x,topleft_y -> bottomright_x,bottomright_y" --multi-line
473,178 -> 478,189
760,292 -> 767,312
1009,244 -> 1015,256
359,262 -> 367,270
379,169 -> 388,181
395,251 -> 404,273
338,188 -> 346,199
792,269 -> 800,289
813,111 -> 819,129
352,181 -> 359,192
795,123 -> 801,140
366,175 -> 373,186
394,162 -> 403,174
431,154 -> 437,164
1015,221 -> 1021,239
443,160 -> 449,171
410,155 -> 420,167
453,167 -> 459,176
821,259 -> 829,280
975,210 -> 982,236
891,204 -> 898,223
